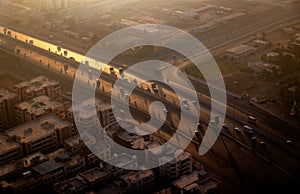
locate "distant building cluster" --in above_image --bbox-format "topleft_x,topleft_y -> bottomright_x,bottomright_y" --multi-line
0,76 -> 220,194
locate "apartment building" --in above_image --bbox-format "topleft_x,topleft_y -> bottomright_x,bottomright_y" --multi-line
5,114 -> 72,155
103,153 -> 138,177
120,170 -> 155,194
0,134 -> 22,165
72,98 -> 115,129
159,150 -> 193,179
0,88 -> 19,130
53,176 -> 87,194
14,76 -> 61,101
32,159 -> 65,186
171,171 -> 221,194
79,167 -> 112,189
15,95 -> 65,124
64,135 -> 111,168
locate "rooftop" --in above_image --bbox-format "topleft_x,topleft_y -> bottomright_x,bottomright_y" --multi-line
159,149 -> 192,164
22,152 -> 47,168
5,114 -> 70,144
74,98 -> 111,119
120,170 -> 153,183
227,45 -> 256,55
172,171 -> 199,189
105,153 -> 137,169
79,167 -> 111,183
64,135 -> 82,148
16,95 -> 63,116
198,177 -> 221,193
32,159 -> 63,176
117,130 -> 141,143
14,76 -> 59,91
0,88 -> 17,101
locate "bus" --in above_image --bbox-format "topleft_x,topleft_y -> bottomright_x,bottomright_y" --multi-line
247,116 -> 257,124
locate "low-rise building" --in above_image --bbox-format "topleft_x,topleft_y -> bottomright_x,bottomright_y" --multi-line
171,171 -> 221,194
265,51 -> 280,62
72,98 -> 115,128
14,76 -> 61,101
120,170 -> 155,194
103,153 -> 138,176
227,45 -> 256,59
5,114 -> 72,155
0,88 -> 19,130
159,150 -> 193,179
63,135 -> 111,168
55,153 -> 86,178
32,159 -> 64,185
15,95 -> 65,124
79,167 -> 112,189
53,176 -> 87,194
253,39 -> 270,48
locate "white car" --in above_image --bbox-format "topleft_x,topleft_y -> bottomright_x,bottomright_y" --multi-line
243,125 -> 254,134
182,99 -> 189,109
222,123 -> 229,130
163,108 -> 168,114
234,127 -> 241,132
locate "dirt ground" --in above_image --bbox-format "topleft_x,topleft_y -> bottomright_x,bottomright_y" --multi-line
0,71 -> 24,91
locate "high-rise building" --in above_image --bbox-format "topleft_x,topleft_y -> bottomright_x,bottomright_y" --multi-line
0,88 -> 19,130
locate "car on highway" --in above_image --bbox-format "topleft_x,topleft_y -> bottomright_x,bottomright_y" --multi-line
209,120 -> 216,127
182,99 -> 189,109
151,82 -> 158,93
222,123 -> 229,130
120,87 -> 125,97
247,116 -> 257,124
234,127 -> 241,133
259,141 -> 267,149
243,125 -> 254,134
124,93 -> 130,101
251,136 -> 257,146
286,140 -> 294,147
163,108 -> 168,114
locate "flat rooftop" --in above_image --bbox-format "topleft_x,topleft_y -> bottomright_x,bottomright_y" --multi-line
106,153 -> 137,169
32,159 -> 63,176
5,114 -> 70,144
0,88 -> 17,101
14,76 -> 59,92
64,135 -> 82,147
16,95 -> 63,116
79,167 -> 110,183
159,149 -> 191,164
121,170 -> 153,183
172,171 -> 199,189
227,45 -> 256,55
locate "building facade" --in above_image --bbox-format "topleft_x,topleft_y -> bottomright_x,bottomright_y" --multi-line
0,89 -> 19,130
5,114 -> 72,155
14,76 -> 61,102
15,95 -> 65,124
